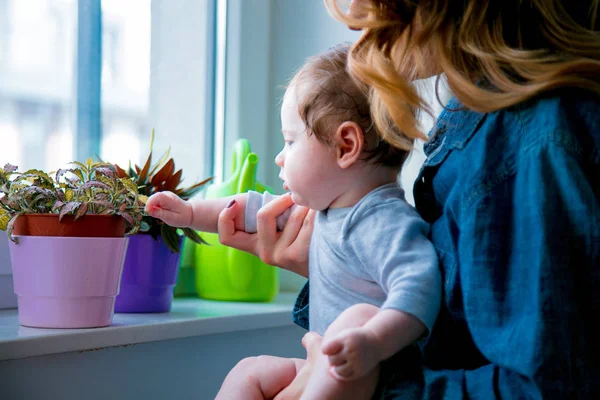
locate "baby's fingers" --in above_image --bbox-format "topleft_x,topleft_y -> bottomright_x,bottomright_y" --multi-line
321,337 -> 344,356
145,192 -> 178,214
327,352 -> 349,368
329,364 -> 356,382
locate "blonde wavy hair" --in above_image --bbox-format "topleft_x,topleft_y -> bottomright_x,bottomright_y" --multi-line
326,0 -> 600,150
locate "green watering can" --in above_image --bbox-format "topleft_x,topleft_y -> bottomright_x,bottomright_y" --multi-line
178,139 -> 279,302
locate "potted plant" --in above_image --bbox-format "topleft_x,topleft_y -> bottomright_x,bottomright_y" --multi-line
0,160 -> 143,328
111,130 -> 211,313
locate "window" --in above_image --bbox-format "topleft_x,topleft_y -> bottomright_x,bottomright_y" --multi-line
100,0 -> 151,169
0,0 -> 75,171
0,0 -> 216,185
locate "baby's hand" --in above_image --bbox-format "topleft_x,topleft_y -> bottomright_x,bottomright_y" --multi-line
145,191 -> 193,228
321,327 -> 381,382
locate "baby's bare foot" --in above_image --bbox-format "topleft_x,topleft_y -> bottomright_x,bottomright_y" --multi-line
274,333 -> 323,400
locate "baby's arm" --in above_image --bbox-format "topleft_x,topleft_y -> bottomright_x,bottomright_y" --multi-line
321,308 -> 425,381
145,191 -> 248,233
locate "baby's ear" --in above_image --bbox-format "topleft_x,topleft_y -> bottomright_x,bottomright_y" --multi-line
335,122 -> 364,169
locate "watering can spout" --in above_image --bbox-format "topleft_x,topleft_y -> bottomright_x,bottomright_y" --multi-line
237,153 -> 258,194
232,139 -> 252,176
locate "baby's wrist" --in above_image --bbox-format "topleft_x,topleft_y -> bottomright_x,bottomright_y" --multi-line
185,200 -> 194,227
363,327 -> 388,363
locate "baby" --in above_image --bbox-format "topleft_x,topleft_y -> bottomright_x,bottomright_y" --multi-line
146,43 -> 440,400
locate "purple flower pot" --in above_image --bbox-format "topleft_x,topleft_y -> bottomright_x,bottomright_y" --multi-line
9,236 -> 128,328
114,234 -> 182,313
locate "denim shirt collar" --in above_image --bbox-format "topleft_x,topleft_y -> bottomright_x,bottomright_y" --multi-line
423,97 -> 487,167
415,98 -> 487,223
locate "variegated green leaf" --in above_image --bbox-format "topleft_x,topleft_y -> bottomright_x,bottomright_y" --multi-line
74,202 -> 88,220
3,164 -> 17,173
140,220 -> 151,232
7,215 -> 18,243
80,181 -> 111,191
70,161 -> 88,171
59,201 -> 81,221
182,227 -> 208,246
120,178 -> 138,196
149,146 -> 171,177
0,208 -> 10,231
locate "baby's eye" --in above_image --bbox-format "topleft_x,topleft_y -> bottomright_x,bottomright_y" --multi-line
284,140 -> 294,146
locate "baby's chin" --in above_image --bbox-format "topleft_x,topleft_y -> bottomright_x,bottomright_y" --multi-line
290,192 -> 329,211
289,192 -> 309,208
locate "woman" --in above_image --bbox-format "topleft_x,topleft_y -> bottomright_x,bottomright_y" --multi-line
218,0 -> 600,398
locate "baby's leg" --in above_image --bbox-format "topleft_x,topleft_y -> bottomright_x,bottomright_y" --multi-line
215,355 -> 305,400
274,332 -> 324,400
300,304 -> 381,400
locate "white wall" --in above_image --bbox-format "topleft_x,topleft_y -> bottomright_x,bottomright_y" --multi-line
265,0 -> 362,187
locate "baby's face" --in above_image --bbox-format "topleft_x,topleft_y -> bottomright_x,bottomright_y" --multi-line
275,89 -> 345,211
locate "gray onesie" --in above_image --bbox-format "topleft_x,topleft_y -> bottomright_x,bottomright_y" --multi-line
245,183 -> 441,336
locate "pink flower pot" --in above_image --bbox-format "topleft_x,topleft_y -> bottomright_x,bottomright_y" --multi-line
8,236 -> 129,328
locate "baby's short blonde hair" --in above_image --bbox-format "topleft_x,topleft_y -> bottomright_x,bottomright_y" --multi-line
286,43 -> 411,168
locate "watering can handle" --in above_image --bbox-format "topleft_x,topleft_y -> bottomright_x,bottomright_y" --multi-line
237,153 -> 259,194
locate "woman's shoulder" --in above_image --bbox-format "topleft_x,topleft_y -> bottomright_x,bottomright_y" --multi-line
504,90 -> 600,163
424,90 -> 599,213
442,89 -> 600,156
511,89 -> 599,137
438,89 -> 599,143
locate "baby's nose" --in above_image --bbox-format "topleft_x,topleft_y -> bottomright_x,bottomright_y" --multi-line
275,152 -> 284,167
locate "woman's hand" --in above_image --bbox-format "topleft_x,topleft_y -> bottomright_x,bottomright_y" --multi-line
217,193 -> 315,278
145,191 -> 193,228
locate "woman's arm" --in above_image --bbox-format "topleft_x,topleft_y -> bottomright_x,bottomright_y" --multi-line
217,193 -> 315,278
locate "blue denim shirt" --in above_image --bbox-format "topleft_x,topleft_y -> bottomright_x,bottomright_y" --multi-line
293,89 -> 600,399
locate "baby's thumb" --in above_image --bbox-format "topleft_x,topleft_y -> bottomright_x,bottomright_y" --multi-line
145,199 -> 161,217
146,192 -> 176,212
321,336 -> 343,356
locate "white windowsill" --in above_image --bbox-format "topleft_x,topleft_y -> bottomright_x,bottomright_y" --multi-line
0,292 -> 298,362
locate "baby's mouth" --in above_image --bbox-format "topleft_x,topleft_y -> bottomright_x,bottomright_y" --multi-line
283,182 -> 289,191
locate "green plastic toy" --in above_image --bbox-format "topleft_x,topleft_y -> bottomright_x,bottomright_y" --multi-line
173,244 -> 197,297
186,139 -> 279,302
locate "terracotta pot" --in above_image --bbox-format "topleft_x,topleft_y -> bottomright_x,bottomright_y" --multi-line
12,214 -> 126,237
